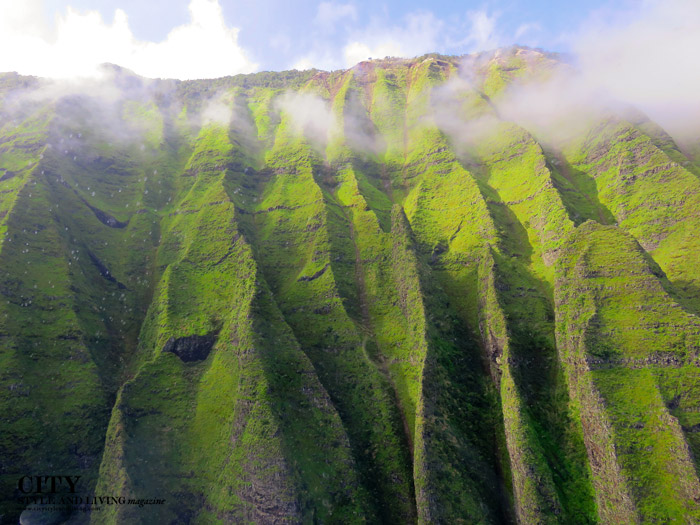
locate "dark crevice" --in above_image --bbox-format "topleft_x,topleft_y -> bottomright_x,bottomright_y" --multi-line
297,263 -> 329,282
213,234 -> 240,266
162,332 -> 218,362
0,170 -> 17,182
81,197 -> 129,228
86,248 -> 127,289
46,171 -> 129,228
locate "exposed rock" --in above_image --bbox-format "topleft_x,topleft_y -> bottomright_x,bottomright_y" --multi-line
163,333 -> 217,362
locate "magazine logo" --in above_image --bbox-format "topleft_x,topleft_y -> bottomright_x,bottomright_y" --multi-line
17,476 -> 81,494
15,475 -> 166,513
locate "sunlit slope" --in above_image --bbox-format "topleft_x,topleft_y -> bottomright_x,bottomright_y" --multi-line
1,47 -> 699,523
555,222 -> 700,523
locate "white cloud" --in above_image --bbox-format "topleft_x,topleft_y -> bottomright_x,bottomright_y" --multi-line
0,0 -> 257,80
275,91 -> 336,144
294,10 -> 445,70
344,11 -> 443,65
291,7 -> 521,71
494,65 -> 608,143
573,0 -> 700,138
0,0 -> 48,38
439,9 -> 505,53
291,50 -> 340,71
269,34 -> 292,54
291,57 -> 320,71
465,9 -> 501,50
201,92 -> 235,126
441,0 -> 700,145
315,2 -> 357,30
274,90 -> 380,154
514,22 -> 540,42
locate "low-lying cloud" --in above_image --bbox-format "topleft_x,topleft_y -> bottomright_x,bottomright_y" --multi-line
274,90 -> 382,155
200,92 -> 235,127
431,0 -> 700,148
2,0 -> 697,148
573,0 -> 700,140
275,92 -> 336,146
292,5 -> 528,72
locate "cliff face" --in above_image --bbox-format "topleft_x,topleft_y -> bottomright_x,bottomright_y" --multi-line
1,47 -> 699,523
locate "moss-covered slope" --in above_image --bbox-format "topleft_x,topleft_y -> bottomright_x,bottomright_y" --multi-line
1,47 -> 699,523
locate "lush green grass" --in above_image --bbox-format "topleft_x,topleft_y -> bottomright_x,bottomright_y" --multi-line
555,222 -> 700,522
2,48 -> 700,524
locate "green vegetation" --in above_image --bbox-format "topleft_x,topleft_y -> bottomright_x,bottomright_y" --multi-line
1,47 -> 699,523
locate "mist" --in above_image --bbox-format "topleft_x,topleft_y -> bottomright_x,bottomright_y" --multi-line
574,0 -> 700,141
274,89 -> 382,157
478,0 -> 700,147
2,0 -> 698,165
0,65 -> 167,149
200,92 -> 235,126
275,91 -> 336,146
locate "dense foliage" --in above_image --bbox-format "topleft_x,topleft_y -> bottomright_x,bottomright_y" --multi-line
1,47 -> 699,523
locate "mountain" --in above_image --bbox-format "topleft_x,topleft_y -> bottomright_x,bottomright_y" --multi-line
1,46 -> 700,524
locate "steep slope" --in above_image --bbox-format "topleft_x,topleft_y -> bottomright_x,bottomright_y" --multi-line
1,47 -> 699,524
555,222 -> 700,522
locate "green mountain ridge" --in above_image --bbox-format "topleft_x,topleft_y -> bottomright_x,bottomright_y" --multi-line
1,46 -> 699,524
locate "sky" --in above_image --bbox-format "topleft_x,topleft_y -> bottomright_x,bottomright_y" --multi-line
0,1 -> 698,147
0,0 -> 658,79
